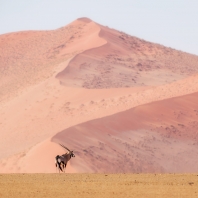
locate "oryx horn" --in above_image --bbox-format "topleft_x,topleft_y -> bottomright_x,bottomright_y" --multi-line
59,144 -> 71,152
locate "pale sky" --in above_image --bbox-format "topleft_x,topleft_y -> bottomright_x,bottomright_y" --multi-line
0,0 -> 198,55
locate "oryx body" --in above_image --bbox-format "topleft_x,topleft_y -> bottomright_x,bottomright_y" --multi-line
55,144 -> 75,173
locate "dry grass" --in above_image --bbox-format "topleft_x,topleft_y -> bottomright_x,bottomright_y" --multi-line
0,173 -> 198,198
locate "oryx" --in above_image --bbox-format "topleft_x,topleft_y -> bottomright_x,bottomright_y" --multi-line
55,144 -> 75,173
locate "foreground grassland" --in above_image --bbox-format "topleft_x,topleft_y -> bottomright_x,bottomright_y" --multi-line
0,174 -> 198,198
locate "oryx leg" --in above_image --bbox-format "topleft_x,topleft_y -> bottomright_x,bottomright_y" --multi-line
55,159 -> 58,173
55,155 -> 63,173
63,162 -> 67,173
55,162 -> 58,173
60,161 -> 66,173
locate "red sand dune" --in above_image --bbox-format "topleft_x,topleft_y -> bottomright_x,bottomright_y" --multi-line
52,92 -> 198,173
0,17 -> 198,173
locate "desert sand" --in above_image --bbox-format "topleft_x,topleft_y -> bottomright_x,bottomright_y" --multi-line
0,17 -> 198,173
1,173 -> 198,198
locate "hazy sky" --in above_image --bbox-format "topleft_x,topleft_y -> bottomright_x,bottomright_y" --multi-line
1,0 -> 198,55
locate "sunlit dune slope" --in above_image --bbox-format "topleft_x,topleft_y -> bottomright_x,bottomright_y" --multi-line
52,92 -> 198,173
0,18 -> 106,102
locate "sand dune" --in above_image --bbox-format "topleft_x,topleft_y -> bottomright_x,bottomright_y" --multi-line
52,92 -> 198,173
0,17 -> 198,173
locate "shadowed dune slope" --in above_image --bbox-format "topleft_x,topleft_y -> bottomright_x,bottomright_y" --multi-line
56,22 -> 198,88
52,92 -> 198,173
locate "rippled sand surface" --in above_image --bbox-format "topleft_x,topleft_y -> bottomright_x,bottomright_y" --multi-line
1,173 -> 198,198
